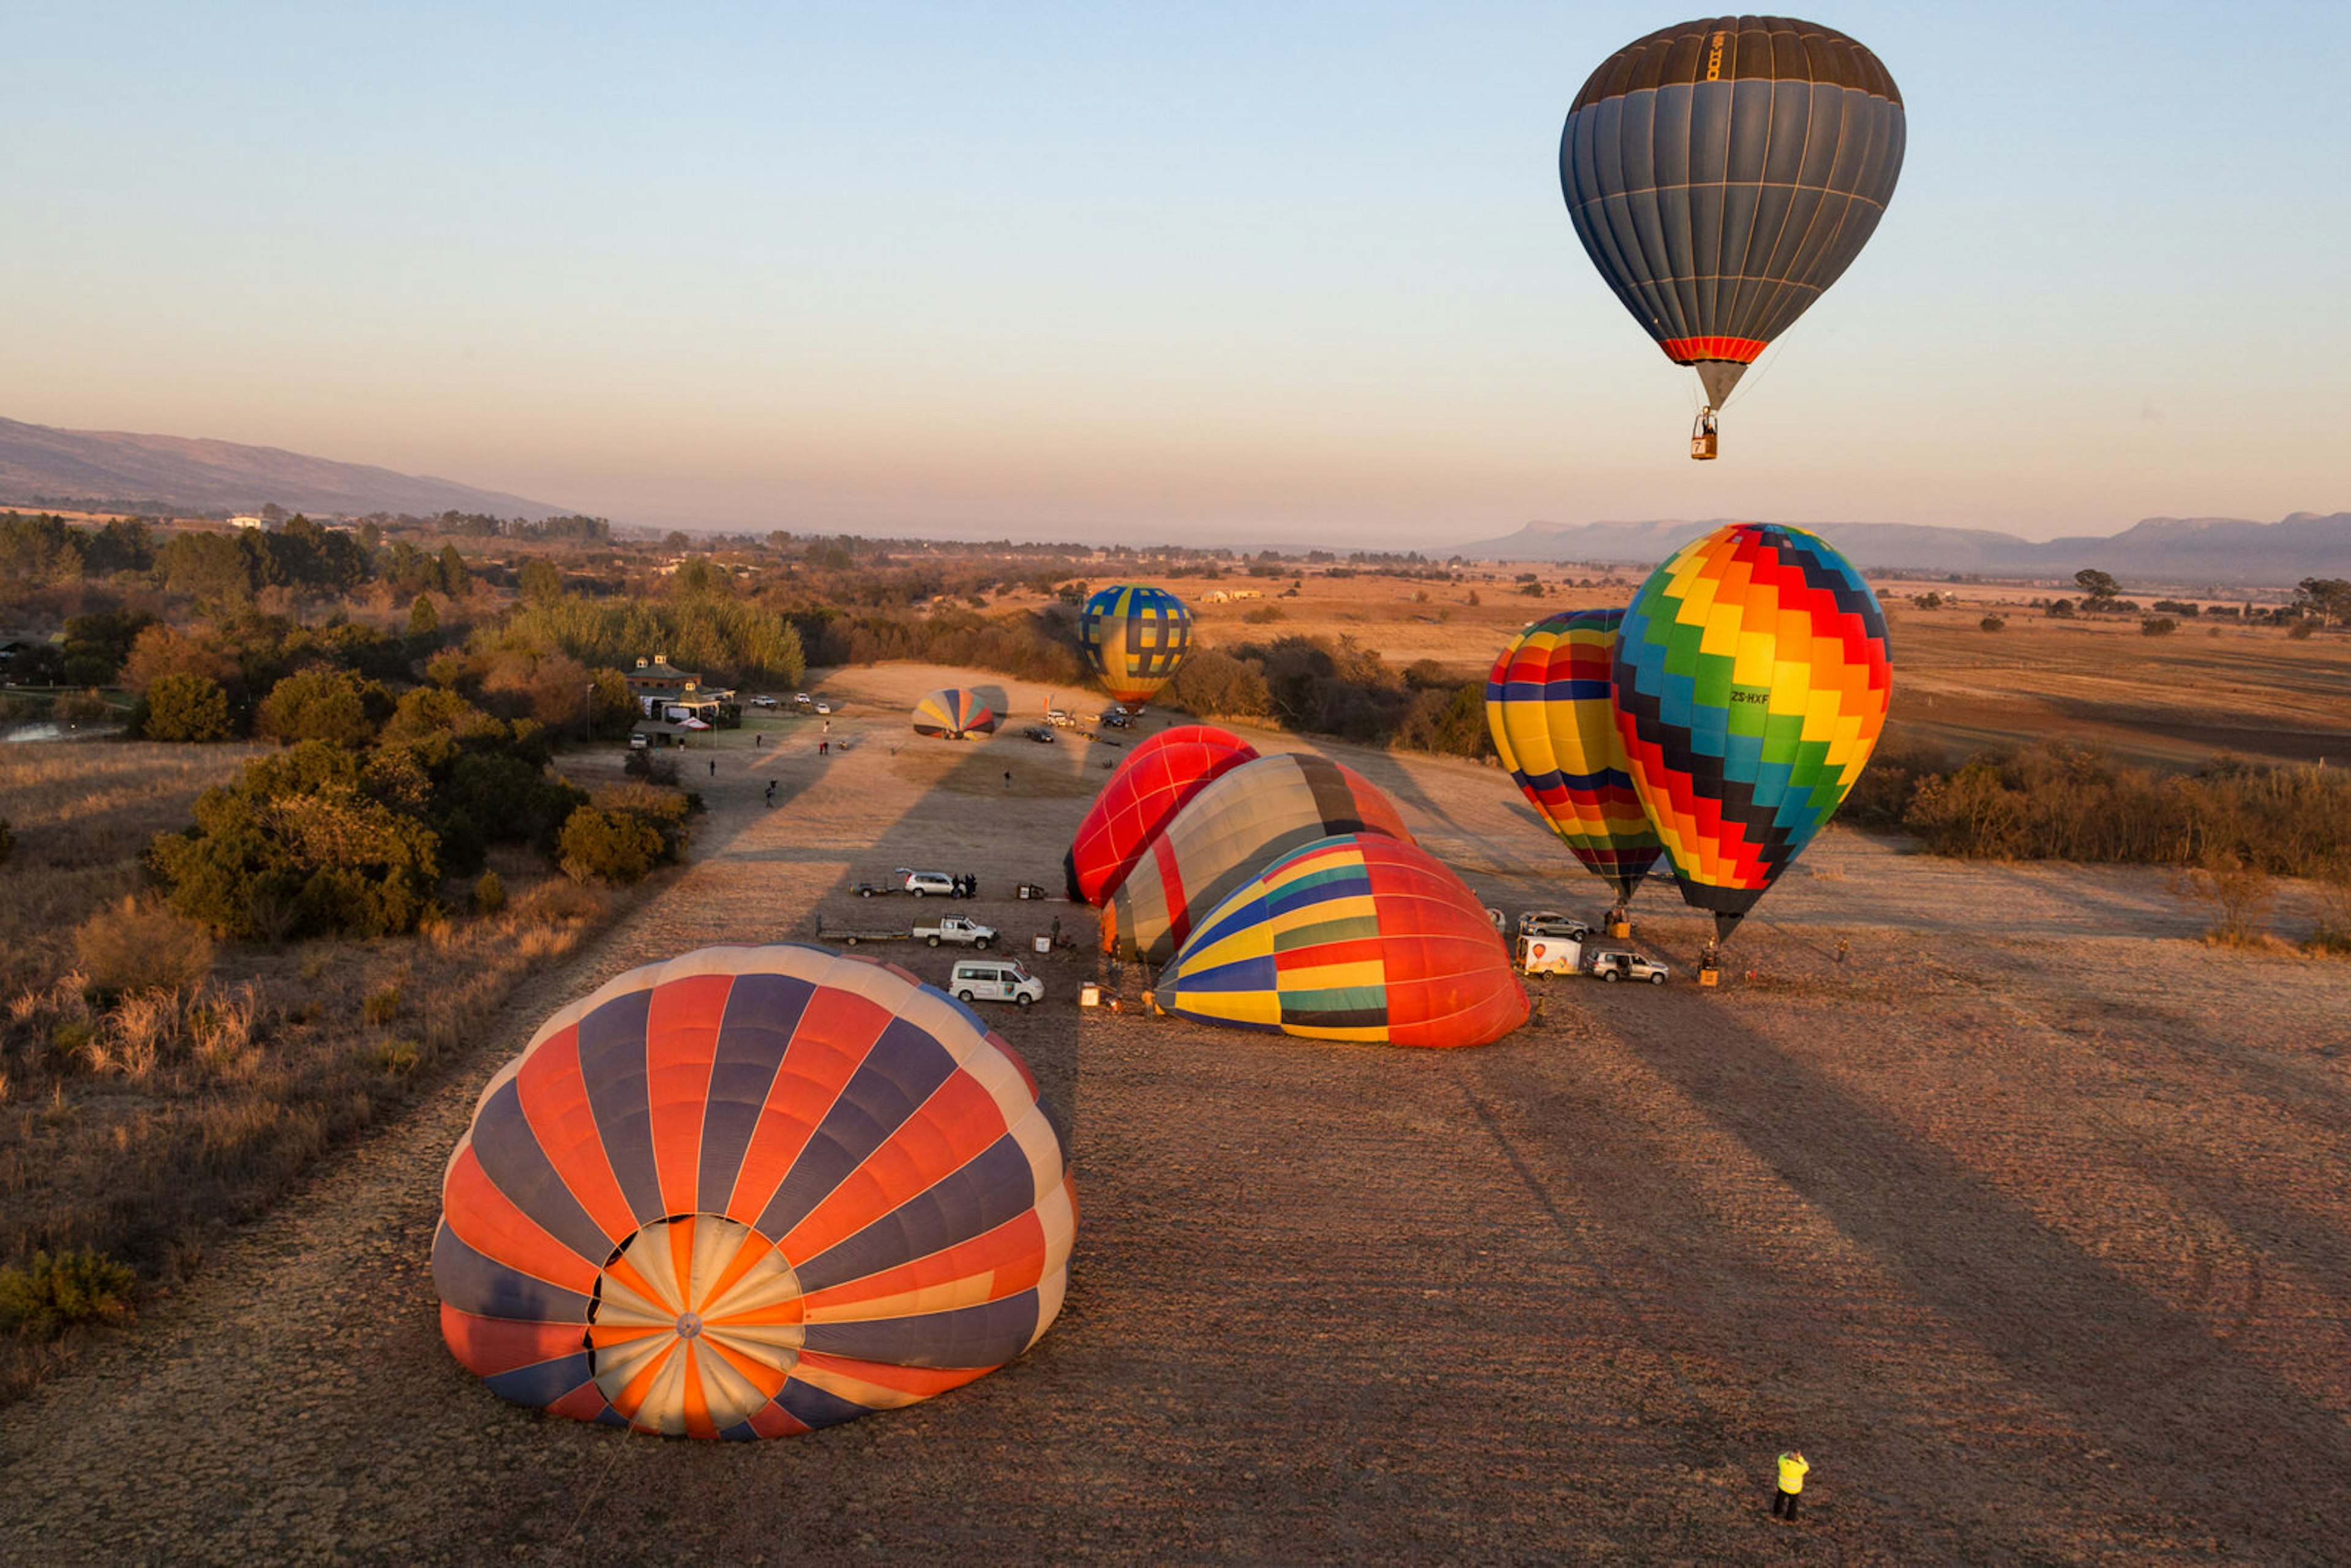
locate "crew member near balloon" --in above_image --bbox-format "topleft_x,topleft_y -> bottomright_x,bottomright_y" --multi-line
1610,522 -> 1891,965
1560,17 -> 1905,458
1773,1449 -> 1810,1521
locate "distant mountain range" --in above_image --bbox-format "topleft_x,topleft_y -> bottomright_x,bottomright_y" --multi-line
0,416 -> 566,520
1462,513 -> 2351,590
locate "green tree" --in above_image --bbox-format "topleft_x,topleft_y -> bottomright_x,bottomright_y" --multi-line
2074,568 -> 2120,604
0,513 -> 84,587
438,543 -> 470,596
157,531 -> 255,602
62,609 -> 157,686
558,805 -> 663,884
140,672 -> 234,742
83,517 -> 156,575
2297,577 -> 2351,626
257,669 -> 390,747
148,741 -> 441,939
408,593 -> 440,639
517,558 -> 564,604
589,667 -> 637,738
671,557 -> 729,597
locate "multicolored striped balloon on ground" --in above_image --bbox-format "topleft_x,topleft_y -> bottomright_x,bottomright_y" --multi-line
435,945 -> 1075,1438
1485,609 -> 1662,905
910,688 -> 999,739
1079,585 -> 1193,707
1154,834 -> 1528,1048
1103,751 -> 1411,967
1610,523 -> 1891,941
1065,724 -> 1259,905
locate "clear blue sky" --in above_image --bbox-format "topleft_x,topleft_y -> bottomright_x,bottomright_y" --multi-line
5,2 -> 2347,543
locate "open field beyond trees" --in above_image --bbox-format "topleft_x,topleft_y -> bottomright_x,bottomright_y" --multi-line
2,662 -> 2349,1564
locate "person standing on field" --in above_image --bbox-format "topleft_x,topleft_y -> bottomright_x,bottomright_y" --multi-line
1772,1450 -> 1809,1521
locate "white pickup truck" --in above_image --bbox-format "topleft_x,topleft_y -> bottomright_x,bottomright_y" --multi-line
821,915 -> 998,950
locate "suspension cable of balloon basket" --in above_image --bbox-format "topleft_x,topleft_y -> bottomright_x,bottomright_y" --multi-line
1718,339 -> 1787,414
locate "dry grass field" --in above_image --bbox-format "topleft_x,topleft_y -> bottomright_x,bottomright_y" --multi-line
1187,564 -> 2351,770
1,662 -> 2347,1563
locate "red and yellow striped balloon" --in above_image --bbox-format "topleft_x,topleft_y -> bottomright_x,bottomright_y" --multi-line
1485,609 -> 1662,904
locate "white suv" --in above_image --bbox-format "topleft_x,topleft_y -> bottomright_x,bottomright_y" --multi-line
950,961 -> 1042,1008
1588,948 -> 1670,985
903,870 -> 957,898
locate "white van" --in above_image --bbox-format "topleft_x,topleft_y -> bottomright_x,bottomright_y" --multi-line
950,961 -> 1043,1008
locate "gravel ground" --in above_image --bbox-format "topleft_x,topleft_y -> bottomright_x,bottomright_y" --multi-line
4,666 -> 2348,1565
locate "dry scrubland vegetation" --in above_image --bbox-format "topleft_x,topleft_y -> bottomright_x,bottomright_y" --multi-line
0,742 -> 634,1398
3,511 -> 2345,1395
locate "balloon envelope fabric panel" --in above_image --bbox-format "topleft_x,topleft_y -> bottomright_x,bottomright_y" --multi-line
1079,585 -> 1193,707
1155,835 -> 1528,1049
1561,15 -> 1905,406
910,688 -> 999,739
435,944 -> 1075,1439
1485,610 -> 1662,903
1065,724 -> 1259,906
1103,752 -> 1412,968
1610,523 -> 1890,938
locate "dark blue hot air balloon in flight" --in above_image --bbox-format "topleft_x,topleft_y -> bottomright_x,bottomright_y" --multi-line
1560,16 -> 1905,458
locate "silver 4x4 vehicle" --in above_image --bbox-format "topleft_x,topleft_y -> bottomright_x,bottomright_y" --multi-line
902,870 -> 958,898
1518,909 -> 1593,940
1587,948 -> 1669,985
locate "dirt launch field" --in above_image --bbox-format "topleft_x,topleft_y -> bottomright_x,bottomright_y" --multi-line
4,662 -> 2350,1564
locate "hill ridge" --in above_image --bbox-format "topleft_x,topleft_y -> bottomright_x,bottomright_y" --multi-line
0,415 -> 568,520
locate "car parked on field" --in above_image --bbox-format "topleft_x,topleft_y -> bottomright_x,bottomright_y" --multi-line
751,695 -> 779,708
819,915 -> 997,949
1024,725 -> 1057,743
1044,709 -> 1076,727
1097,710 -> 1131,729
814,701 -> 832,715
950,959 -> 1042,1008
900,870 -> 959,898
1518,910 -> 1594,941
1586,948 -> 1670,985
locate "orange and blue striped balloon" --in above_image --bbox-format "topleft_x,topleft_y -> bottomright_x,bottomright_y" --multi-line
1153,833 -> 1527,1049
1485,609 -> 1662,904
435,945 -> 1074,1438
1610,523 -> 1891,942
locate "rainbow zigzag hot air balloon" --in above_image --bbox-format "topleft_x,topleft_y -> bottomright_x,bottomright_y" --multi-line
1561,17 -> 1905,454
1486,609 -> 1662,910
1080,585 -> 1192,707
1610,523 -> 1890,943
435,945 -> 1074,1439
1153,834 -> 1528,1049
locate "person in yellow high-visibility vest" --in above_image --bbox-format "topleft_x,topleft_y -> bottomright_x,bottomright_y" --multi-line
1772,1450 -> 1809,1521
